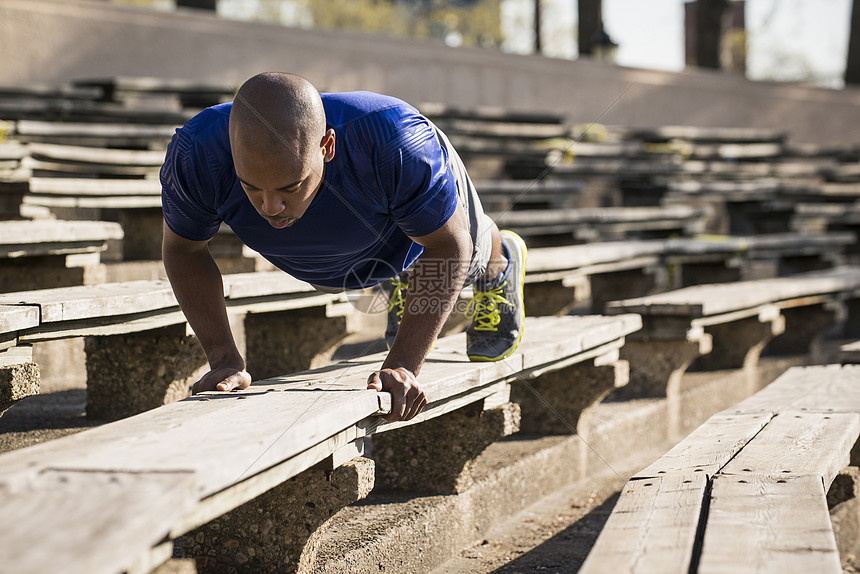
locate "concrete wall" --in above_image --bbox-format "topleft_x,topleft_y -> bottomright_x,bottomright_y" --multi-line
1,0 -> 859,145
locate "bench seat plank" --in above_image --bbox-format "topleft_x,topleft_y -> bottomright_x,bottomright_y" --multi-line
608,266 -> 860,317
578,473 -> 708,574
0,220 -> 124,246
27,177 -> 161,196
526,240 -> 666,274
0,305 -> 39,334
634,413 -> 773,479
0,315 -> 639,573
722,364 -> 860,415
26,142 -> 166,166
0,280 -> 178,322
698,474 -> 842,574
720,411 -> 859,488
0,316 -> 637,491
0,469 -> 196,574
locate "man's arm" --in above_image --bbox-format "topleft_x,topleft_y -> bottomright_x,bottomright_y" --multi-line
162,222 -> 251,393
367,206 -> 473,421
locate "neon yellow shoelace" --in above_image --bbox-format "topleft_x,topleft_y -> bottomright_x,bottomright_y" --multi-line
386,278 -> 409,326
465,283 -> 512,332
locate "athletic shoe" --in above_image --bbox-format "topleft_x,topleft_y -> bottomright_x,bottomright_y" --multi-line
466,230 -> 527,361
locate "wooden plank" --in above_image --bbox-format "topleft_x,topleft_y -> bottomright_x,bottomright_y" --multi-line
222,271 -> 316,298
28,177 -> 161,196
23,194 -> 162,209
0,469 -> 196,574
25,143 -> 165,166
526,240 -> 667,273
0,220 -> 123,244
578,473 -> 707,574
722,364 -> 860,415
492,205 -> 703,227
608,266 -> 860,317
0,305 -> 39,334
15,119 -> 177,139
0,280 -> 177,323
720,411 -> 860,489
698,474 -> 842,574
634,412 -> 773,479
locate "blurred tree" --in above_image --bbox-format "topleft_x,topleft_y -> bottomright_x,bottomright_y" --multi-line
305,0 -> 502,48
847,0 -> 860,85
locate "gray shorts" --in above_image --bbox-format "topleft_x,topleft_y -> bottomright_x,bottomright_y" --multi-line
313,122 -> 492,294
433,122 -> 493,286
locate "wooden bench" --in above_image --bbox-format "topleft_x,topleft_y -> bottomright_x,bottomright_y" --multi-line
605,266 -> 860,437
0,272 -> 359,420
491,204 -> 708,246
7,119 -> 176,149
521,232 -> 854,316
73,75 -> 236,109
418,102 -> 568,180
0,312 -> 640,574
580,364 -> 860,574
8,177 -> 163,260
22,142 -> 165,177
0,219 -> 123,292
475,179 -> 585,211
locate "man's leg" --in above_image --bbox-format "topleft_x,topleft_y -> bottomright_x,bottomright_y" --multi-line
465,216 -> 527,362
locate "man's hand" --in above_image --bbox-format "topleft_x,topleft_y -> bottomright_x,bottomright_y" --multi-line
191,367 -> 252,394
367,367 -> 427,422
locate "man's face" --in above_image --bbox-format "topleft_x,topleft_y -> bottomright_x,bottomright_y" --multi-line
232,130 -> 334,229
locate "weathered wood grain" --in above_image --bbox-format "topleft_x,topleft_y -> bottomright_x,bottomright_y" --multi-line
579,473 -> 708,574
722,364 -> 860,415
634,412 -> 773,479
720,411 -> 859,489
608,266 -> 860,317
0,304 -> 39,334
698,474 -> 842,574
0,469 -> 196,574
0,220 -> 124,246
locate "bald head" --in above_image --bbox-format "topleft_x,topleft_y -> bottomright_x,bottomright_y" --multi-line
229,72 -> 326,159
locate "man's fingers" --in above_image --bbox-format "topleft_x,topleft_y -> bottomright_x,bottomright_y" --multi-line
367,372 -> 383,392
404,388 -> 427,421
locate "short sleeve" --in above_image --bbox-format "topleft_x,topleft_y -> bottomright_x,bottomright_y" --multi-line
160,129 -> 222,242
379,116 -> 459,239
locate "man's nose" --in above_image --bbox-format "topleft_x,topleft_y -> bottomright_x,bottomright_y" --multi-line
260,191 -> 285,216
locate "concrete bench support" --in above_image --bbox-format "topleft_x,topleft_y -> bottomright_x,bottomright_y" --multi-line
694,313 -> 784,373
371,401 -> 521,494
677,260 -> 741,287
828,466 -> 860,561
85,323 -> 206,420
512,358 -> 628,436
524,280 -> 578,316
243,306 -> 354,380
0,361 -> 39,417
766,303 -> 837,356
0,255 -> 106,293
590,269 -> 657,314
182,458 -> 375,574
617,336 -> 711,400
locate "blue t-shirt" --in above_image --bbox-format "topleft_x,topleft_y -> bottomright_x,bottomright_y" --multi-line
160,91 -> 459,289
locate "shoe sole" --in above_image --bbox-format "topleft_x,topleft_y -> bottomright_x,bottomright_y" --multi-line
468,229 -> 528,362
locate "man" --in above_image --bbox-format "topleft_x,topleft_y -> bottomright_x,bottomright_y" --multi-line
160,72 -> 527,422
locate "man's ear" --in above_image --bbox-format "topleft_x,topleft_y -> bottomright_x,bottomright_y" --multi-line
322,128 -> 336,162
